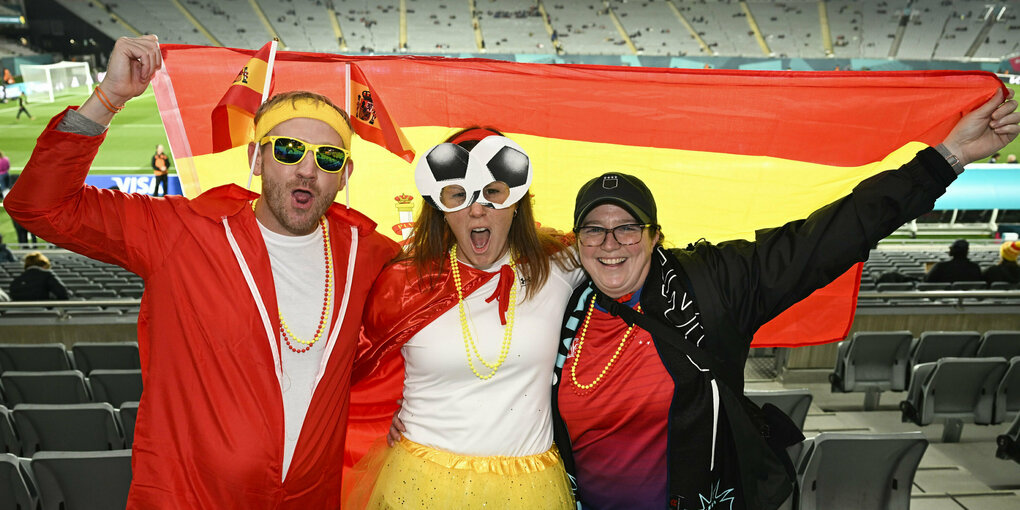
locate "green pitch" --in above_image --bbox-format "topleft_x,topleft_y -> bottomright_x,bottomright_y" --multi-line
0,87 -> 169,246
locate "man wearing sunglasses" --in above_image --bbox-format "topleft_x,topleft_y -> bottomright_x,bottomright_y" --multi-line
5,35 -> 399,509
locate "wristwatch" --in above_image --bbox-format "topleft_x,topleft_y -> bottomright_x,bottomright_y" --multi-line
934,144 -> 966,175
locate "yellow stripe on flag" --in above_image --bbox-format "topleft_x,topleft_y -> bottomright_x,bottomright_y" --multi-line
232,57 -> 269,94
182,127 -> 924,244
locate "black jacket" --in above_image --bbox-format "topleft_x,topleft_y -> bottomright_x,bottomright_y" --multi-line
10,266 -> 70,301
552,147 -> 956,510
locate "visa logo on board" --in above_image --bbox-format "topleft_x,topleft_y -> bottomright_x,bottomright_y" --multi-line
112,176 -> 157,194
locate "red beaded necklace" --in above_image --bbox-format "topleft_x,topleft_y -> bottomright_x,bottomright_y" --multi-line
252,199 -> 333,354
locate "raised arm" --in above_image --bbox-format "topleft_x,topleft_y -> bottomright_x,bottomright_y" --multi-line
4,36 -> 179,277
698,88 -> 1018,338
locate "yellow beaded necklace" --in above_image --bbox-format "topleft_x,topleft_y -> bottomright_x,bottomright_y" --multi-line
252,199 -> 333,353
570,294 -> 642,392
450,244 -> 517,380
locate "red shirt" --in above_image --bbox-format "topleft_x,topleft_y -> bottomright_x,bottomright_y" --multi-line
558,293 -> 674,510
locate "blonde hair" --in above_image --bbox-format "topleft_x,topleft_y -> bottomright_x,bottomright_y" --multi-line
23,251 -> 51,270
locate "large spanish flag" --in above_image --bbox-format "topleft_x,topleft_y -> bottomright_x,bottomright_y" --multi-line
151,44 -> 1003,348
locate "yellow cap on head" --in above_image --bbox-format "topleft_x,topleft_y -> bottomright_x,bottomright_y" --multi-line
253,97 -> 352,150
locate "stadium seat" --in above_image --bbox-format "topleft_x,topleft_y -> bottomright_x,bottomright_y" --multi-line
0,406 -> 19,455
745,389 -> 812,430
916,282 -> 950,291
0,371 -> 91,405
119,401 -> 139,448
73,289 -> 118,299
909,331 -> 981,367
900,357 -> 1008,442
0,344 -> 71,373
31,449 -> 132,510
876,282 -> 914,292
88,370 -> 143,407
829,331 -> 913,410
977,331 -> 1020,359
994,357 -> 1020,425
950,281 -> 988,291
72,342 -> 140,375
996,412 -> 1020,464
12,403 -> 124,456
797,432 -> 927,510
0,453 -> 36,510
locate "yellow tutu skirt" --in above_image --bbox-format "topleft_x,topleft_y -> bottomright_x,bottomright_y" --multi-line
344,437 -> 575,509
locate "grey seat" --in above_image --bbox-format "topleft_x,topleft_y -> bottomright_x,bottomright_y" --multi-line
950,280 -> 988,291
876,282 -> 914,292
994,357 -> 1020,425
797,432 -> 927,510
977,331 -> 1020,359
31,450 -> 132,510
119,401 -> 139,447
0,453 -> 35,510
0,371 -> 90,405
745,389 -> 812,430
0,406 -> 19,455
12,403 -> 124,456
900,357 -> 1008,442
0,344 -> 71,373
910,331 -> 981,367
72,342 -> 140,375
830,331 -> 912,410
88,370 -> 143,407
916,282 -> 950,291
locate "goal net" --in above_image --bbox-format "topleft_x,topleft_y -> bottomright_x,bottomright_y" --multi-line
20,61 -> 93,103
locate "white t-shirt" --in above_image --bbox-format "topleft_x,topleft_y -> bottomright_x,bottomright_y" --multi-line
399,251 -> 584,457
258,222 -> 333,479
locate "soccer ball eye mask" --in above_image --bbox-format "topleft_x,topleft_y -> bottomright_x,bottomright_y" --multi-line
414,136 -> 532,213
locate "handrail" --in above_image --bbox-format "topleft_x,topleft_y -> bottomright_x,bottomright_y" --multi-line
0,300 -> 140,309
858,290 -> 1020,299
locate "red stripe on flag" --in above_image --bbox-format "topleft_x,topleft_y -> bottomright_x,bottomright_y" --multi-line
210,41 -> 275,152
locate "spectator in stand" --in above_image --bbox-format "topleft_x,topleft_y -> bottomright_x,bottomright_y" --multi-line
0,234 -> 15,263
983,240 -> 1020,285
1007,154 -> 1017,164
9,251 -> 69,301
0,150 -> 10,192
151,144 -> 171,197
989,152 -> 1000,163
924,239 -> 983,283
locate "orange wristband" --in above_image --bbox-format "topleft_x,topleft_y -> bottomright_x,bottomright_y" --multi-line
94,86 -> 124,113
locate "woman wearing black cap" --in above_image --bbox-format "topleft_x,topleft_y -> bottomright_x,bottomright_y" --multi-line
551,89 -> 1019,509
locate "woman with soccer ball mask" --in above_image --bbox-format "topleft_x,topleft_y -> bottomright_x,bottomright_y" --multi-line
347,128 -> 582,508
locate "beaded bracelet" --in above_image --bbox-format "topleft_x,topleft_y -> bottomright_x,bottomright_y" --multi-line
94,86 -> 124,114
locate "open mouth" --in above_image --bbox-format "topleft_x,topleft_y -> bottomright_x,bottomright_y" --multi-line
598,257 -> 627,266
292,189 -> 313,208
470,227 -> 490,253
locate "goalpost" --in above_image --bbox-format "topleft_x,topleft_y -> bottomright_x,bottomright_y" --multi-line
20,61 -> 94,103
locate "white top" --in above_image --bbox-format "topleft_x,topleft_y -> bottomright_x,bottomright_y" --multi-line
399,251 -> 584,457
259,222 -> 333,480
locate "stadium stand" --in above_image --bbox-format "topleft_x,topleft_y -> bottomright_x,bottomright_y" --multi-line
51,0 -> 137,42
609,0 -> 704,56
745,0 -> 825,58
0,453 -> 35,510
997,412 -> 1020,464
829,331 -> 913,410
796,431 -> 927,510
405,0 -> 476,53
30,449 -> 133,510
476,0 -> 553,54
0,370 -> 91,405
897,0 -> 946,60
910,331 -> 982,367
684,0 -> 760,56
335,0 -> 400,53
545,1 -> 625,55
900,357 -> 1007,442
255,0 -> 343,52
11,403 -> 124,455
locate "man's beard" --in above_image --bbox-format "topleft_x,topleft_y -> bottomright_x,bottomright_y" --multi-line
262,176 -> 337,235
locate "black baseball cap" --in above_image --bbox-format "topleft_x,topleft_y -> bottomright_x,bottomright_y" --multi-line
573,172 -> 658,229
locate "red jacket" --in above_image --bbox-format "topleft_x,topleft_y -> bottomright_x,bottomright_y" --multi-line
4,109 -> 399,509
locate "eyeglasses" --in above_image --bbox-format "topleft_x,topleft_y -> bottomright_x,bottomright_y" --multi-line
573,224 -> 654,247
259,136 -> 350,173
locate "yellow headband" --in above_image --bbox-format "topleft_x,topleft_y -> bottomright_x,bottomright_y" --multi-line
253,97 -> 353,150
